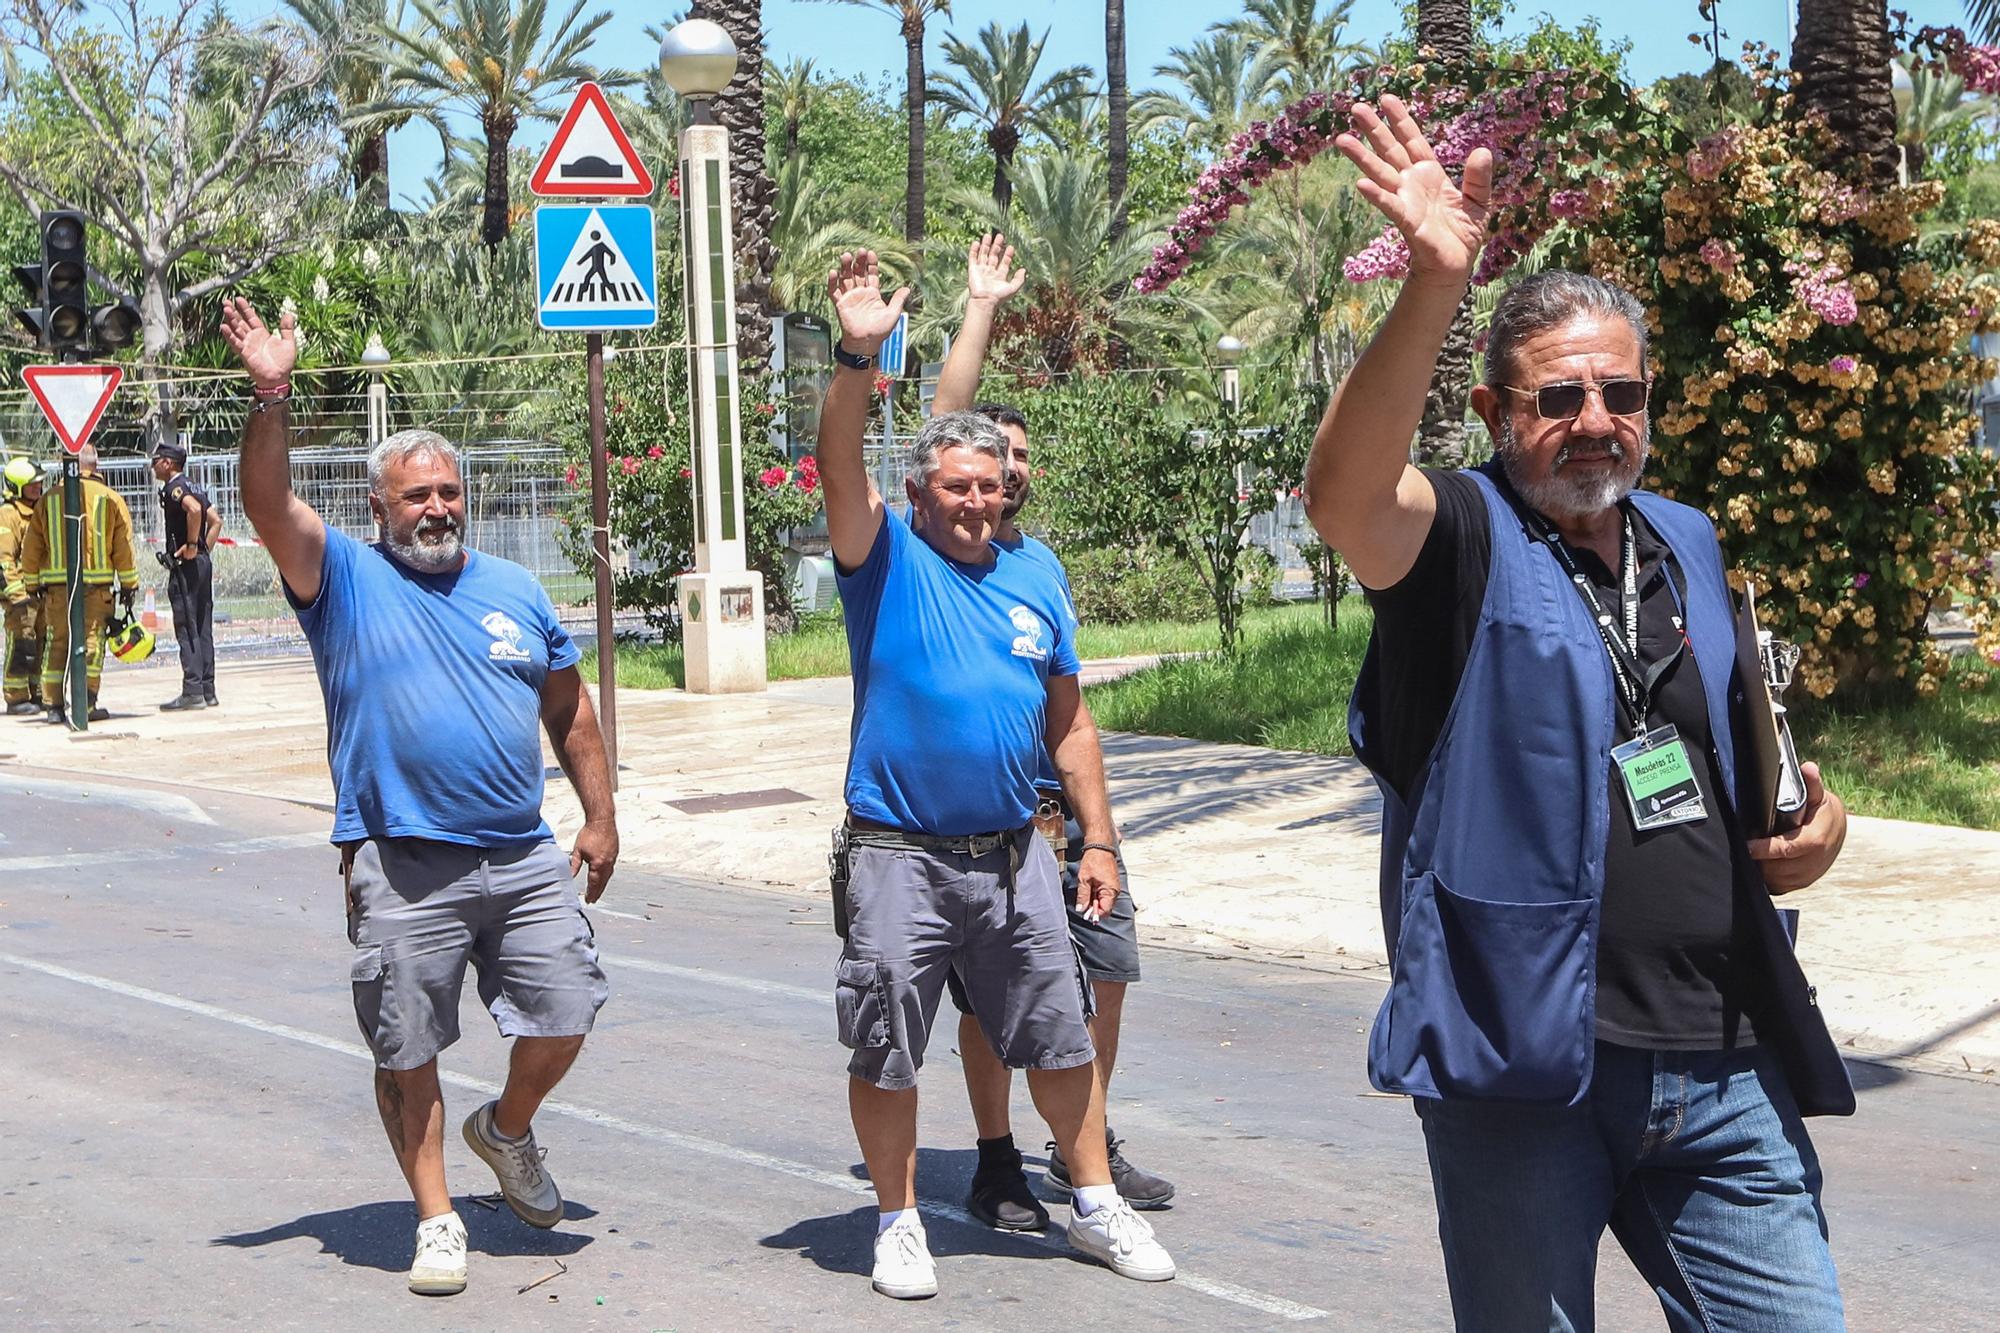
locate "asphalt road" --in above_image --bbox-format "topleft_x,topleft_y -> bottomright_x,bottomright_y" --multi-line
0,768 -> 1994,1331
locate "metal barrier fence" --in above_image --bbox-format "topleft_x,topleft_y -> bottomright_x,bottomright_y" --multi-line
93,442 -> 582,654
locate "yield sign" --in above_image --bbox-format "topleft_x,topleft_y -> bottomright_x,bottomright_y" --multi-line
530,82 -> 654,198
22,364 -> 122,455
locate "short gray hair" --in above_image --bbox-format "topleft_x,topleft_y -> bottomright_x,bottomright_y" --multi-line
367,429 -> 462,499
909,410 -> 1008,485
1485,271 -> 1649,389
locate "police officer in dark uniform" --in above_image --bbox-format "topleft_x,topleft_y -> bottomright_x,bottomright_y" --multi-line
151,439 -> 221,710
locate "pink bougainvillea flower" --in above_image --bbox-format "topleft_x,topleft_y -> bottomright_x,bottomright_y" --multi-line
759,464 -> 788,488
1852,572 -> 1870,589
563,465 -> 579,487
1828,356 -> 1858,375
647,445 -> 664,459
679,466 -> 693,479
619,455 -> 642,476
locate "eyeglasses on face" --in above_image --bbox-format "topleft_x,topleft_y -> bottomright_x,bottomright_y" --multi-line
1500,378 -> 1651,420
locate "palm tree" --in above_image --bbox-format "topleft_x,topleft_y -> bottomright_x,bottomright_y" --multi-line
1413,0 -> 1476,466
690,1 -> 778,368
1970,0 -> 1998,42
365,0 -> 620,247
1792,0 -> 1899,187
1217,0 -> 1368,98
1106,0 -> 1129,240
770,158 -> 914,316
1132,31 -> 1285,153
937,153 -> 1172,374
929,22 -> 1093,212
284,0 -> 410,209
1895,53 -> 1993,181
818,1 -> 951,244
768,56 -> 820,164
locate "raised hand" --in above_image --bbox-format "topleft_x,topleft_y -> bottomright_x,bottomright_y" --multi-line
965,231 -> 1025,306
826,250 -> 910,354
218,297 -> 298,390
1334,94 -> 1493,284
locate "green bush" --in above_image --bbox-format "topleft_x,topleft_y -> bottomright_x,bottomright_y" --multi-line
1059,544 -> 1210,625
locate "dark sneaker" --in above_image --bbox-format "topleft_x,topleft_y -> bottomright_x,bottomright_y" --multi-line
204,695 -> 218,706
1046,1127 -> 1176,1210
160,695 -> 208,711
43,706 -> 65,725
6,700 -> 37,716
86,706 -> 110,722
967,1138 -> 1049,1232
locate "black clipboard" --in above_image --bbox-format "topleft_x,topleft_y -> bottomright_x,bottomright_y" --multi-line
1732,581 -> 1808,838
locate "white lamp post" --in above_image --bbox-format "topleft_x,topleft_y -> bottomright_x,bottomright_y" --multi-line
661,18 -> 768,693
1217,334 -> 1246,409
361,331 -> 391,444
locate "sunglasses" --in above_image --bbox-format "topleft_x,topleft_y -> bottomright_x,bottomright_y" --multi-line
1501,378 -> 1651,420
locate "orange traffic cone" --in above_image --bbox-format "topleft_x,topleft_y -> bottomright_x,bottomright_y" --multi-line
141,587 -> 158,631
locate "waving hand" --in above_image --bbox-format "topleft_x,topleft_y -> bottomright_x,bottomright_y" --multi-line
1335,95 -> 1493,283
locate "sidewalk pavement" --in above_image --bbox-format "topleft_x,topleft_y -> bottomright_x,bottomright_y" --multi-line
5,653 -> 1996,1085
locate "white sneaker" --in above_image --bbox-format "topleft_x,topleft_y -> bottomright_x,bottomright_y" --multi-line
462,1101 -> 563,1228
408,1211 -> 468,1295
1067,1197 -> 1176,1282
871,1215 -> 938,1300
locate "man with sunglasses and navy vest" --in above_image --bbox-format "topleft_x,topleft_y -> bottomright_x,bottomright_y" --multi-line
1306,98 -> 1853,1332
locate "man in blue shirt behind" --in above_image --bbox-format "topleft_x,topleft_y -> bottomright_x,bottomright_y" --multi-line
221,299 -> 619,1299
822,251 -> 1175,1299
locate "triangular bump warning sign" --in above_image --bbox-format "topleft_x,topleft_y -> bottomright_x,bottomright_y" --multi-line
542,210 -> 655,312
21,365 -> 122,455
530,83 -> 654,198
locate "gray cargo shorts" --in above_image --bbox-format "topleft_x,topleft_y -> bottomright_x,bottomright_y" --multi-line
835,825 -> 1096,1091
342,837 -> 609,1071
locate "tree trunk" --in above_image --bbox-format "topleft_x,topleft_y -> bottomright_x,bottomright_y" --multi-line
1791,0 -> 1899,187
903,13 -> 926,244
480,110 -> 515,248
1106,0 -> 1129,241
783,116 -> 800,161
1413,0 -> 1476,466
354,129 -> 390,211
990,125 -> 1020,212
691,0 -> 778,371
139,264 -> 179,451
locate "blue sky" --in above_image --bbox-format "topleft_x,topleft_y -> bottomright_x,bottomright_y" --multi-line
373,0 -> 1968,205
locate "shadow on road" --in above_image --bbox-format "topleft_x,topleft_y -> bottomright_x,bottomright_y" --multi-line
210,1198 -> 600,1272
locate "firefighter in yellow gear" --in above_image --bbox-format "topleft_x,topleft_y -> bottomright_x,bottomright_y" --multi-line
1,458 -> 48,713
20,448 -> 140,721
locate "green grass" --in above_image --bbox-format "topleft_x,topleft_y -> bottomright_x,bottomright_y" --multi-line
1083,602 -> 1373,754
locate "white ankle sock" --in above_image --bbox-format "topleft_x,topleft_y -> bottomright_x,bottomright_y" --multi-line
1072,1184 -> 1120,1216
878,1208 -> 917,1234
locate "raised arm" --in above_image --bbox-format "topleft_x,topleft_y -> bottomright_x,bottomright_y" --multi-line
820,251 -> 910,571
1303,96 -> 1493,591
218,298 -> 326,603
932,232 -> 1025,415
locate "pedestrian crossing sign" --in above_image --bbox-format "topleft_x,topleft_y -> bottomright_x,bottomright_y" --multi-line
535,204 -> 658,331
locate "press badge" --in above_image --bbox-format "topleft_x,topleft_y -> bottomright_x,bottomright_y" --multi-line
1611,724 -> 1708,830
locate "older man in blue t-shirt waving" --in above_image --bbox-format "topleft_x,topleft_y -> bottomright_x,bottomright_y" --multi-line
819,252 -> 1175,1300
221,298 -> 619,1299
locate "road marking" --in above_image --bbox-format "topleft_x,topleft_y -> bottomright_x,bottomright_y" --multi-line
0,951 -> 1328,1321
588,905 -> 652,922
0,830 -> 327,873
605,953 -> 825,1004
0,773 -> 216,825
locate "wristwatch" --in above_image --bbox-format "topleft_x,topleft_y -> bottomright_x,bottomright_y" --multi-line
833,342 -> 875,371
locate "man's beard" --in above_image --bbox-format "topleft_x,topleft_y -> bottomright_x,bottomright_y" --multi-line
1494,418 -> 1649,521
386,514 -> 465,572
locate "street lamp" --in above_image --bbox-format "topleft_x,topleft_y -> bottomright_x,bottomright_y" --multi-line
1217,334 -> 1246,409
361,331 -> 390,444
660,18 -> 768,693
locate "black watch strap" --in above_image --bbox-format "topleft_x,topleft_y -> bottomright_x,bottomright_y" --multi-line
833,342 -> 875,371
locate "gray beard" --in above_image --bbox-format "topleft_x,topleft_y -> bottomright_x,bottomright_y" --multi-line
386,520 -> 464,573
1494,418 -> 1649,521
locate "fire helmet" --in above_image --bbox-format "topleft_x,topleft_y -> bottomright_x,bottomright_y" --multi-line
3,457 -> 39,495
108,616 -> 156,664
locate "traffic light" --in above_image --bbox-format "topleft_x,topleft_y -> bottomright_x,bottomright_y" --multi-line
9,211 -> 139,358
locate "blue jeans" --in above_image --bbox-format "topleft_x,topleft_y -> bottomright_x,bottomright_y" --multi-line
1416,1041 -> 1844,1333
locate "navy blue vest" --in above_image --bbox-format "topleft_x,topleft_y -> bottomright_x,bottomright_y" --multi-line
1352,465 -> 1854,1114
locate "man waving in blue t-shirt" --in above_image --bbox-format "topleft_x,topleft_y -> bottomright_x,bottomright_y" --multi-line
221,298 -> 619,1299
819,252 -> 1175,1300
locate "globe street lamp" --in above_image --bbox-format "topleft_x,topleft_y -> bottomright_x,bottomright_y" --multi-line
1217,334 -> 1246,409
660,18 -> 767,692
361,331 -> 391,444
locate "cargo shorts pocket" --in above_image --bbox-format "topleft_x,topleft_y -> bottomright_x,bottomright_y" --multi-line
350,942 -> 386,985
834,957 -> 890,1050
1071,940 -> 1098,1022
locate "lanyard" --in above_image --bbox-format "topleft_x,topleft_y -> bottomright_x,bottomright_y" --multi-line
1526,507 -> 1685,729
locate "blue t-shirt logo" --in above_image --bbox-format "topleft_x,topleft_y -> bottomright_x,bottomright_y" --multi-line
482,610 -> 532,662
1008,605 -> 1049,661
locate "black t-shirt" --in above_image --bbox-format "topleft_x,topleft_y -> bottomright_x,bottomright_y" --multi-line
161,473 -> 210,553
1360,469 -> 1759,1050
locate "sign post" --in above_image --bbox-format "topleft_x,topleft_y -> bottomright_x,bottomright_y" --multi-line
531,81 -> 664,787
21,363 -> 121,732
